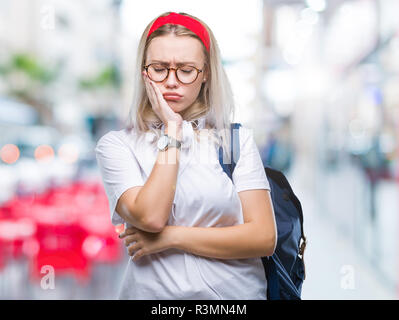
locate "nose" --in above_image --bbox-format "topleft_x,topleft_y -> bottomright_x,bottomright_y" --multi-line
164,68 -> 179,86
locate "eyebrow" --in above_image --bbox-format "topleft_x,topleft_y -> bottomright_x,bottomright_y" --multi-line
149,60 -> 197,66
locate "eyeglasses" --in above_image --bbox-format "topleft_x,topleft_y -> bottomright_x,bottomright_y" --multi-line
143,63 -> 204,84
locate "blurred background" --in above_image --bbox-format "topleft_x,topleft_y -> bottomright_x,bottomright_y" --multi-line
0,0 -> 398,299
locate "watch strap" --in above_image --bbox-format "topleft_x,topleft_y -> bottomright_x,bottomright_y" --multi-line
167,135 -> 182,149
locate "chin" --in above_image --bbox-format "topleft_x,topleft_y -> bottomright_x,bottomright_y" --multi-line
170,104 -> 186,113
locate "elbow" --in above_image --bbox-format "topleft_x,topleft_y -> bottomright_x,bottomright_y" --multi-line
144,221 -> 166,233
130,202 -> 168,233
141,214 -> 168,233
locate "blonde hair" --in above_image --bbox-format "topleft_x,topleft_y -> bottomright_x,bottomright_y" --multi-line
125,11 -> 236,163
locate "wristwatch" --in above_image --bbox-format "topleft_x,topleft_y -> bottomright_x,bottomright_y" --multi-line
157,134 -> 182,151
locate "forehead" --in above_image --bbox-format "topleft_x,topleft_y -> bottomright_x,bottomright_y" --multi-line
146,34 -> 205,64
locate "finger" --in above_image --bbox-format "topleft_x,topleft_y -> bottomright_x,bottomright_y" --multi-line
125,226 -> 137,235
145,73 -> 163,107
132,248 -> 145,261
144,74 -> 158,109
144,77 -> 155,104
127,242 -> 140,256
142,72 -> 154,101
124,235 -> 138,247
119,227 -> 137,239
149,79 -> 162,111
149,79 -> 164,108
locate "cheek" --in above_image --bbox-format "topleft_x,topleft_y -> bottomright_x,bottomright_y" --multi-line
187,84 -> 202,100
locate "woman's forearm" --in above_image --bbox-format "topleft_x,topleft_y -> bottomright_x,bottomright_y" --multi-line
167,223 -> 276,259
131,125 -> 182,232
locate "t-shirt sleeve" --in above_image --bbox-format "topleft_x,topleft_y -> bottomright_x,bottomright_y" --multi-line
232,126 -> 270,193
94,131 -> 144,225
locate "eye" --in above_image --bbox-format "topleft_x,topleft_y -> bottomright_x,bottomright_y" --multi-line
151,64 -> 166,72
180,67 -> 195,73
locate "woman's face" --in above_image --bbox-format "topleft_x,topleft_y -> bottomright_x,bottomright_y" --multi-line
144,34 -> 207,114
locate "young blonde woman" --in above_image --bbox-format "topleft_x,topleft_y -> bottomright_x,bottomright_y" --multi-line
95,11 -> 277,300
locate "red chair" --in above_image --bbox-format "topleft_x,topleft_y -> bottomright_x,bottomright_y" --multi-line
78,202 -> 123,264
69,180 -> 124,265
0,239 -> 5,271
29,222 -> 91,285
0,218 -> 37,261
26,202 -> 91,285
1,179 -> 124,288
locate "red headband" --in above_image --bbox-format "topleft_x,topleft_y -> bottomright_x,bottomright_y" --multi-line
147,12 -> 210,52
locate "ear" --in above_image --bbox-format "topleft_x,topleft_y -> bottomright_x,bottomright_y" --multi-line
202,66 -> 209,83
202,65 -> 209,83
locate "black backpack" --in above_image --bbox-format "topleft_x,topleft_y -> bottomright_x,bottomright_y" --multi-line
218,123 -> 307,300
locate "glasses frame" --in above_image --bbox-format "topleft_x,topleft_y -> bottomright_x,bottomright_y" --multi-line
143,63 -> 204,84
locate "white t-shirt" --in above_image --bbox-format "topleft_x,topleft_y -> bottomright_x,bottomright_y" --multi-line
95,120 -> 271,300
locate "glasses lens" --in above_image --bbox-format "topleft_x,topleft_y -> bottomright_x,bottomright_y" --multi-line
147,64 -> 198,83
177,66 -> 197,84
148,64 -> 168,82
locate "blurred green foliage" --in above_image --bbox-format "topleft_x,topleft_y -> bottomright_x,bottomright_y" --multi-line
78,64 -> 121,90
0,53 -> 60,84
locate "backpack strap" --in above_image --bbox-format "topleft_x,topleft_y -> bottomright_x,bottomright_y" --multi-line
218,123 -> 242,180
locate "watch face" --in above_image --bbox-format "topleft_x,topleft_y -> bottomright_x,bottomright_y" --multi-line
157,135 -> 169,150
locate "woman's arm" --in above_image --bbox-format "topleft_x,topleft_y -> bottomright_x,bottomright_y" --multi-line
170,189 -> 277,259
114,72 -> 183,233
121,189 -> 277,260
115,124 -> 182,233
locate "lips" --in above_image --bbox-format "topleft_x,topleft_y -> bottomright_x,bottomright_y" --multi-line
163,92 -> 182,97
163,93 -> 182,101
